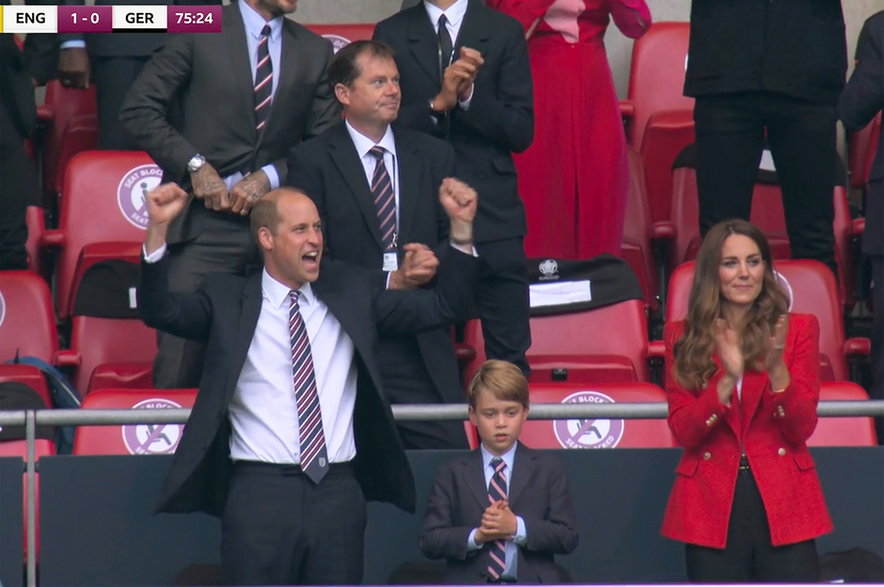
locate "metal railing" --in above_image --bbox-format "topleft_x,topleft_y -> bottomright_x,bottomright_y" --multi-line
2,400 -> 883,587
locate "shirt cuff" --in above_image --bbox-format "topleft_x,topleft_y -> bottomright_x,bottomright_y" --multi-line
260,164 -> 280,190
143,243 -> 167,263
458,84 -> 474,110
514,516 -> 527,546
467,528 -> 482,551
449,242 -> 478,257
60,40 -> 86,50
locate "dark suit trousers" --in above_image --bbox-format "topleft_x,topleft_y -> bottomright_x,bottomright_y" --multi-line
0,105 -> 37,270
870,248 -> 884,444
693,92 -> 839,274
685,468 -> 819,582
222,461 -> 366,586
92,56 -> 150,150
153,209 -> 257,388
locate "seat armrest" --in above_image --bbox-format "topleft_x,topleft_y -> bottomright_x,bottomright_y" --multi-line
844,337 -> 870,357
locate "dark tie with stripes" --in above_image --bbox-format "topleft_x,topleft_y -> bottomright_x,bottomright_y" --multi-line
369,146 -> 396,251
289,290 -> 328,484
254,24 -> 273,132
487,458 -> 508,581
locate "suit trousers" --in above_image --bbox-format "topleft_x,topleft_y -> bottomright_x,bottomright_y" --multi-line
870,252 -> 884,443
222,461 -> 366,585
475,236 -> 532,375
152,209 -> 258,388
693,92 -> 839,274
0,105 -> 37,270
92,56 -> 150,150
685,467 -> 820,582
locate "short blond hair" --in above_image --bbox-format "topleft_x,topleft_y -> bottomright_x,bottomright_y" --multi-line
467,360 -> 529,409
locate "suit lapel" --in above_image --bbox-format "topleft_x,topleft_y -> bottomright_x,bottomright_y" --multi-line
405,4 -> 442,86
393,129 -> 420,243
456,0 -> 492,56
462,450 -> 488,509
226,274 -> 263,400
329,124 -> 386,250
508,443 -> 532,505
224,4 -> 257,145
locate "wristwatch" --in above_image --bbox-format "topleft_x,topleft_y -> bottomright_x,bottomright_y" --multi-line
187,154 -> 206,173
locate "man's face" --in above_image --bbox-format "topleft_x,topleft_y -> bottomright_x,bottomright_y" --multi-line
338,53 -> 401,129
260,192 -> 323,289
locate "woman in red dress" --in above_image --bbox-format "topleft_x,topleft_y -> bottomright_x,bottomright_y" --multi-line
488,0 -> 650,259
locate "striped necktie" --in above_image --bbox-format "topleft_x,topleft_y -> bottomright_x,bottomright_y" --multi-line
486,457 -> 508,581
369,146 -> 396,251
254,24 -> 273,132
289,290 -> 328,484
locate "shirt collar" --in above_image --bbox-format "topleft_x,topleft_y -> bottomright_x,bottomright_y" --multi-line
423,0 -> 469,30
345,120 -> 397,161
262,269 -> 315,310
239,0 -> 283,41
480,441 -> 517,473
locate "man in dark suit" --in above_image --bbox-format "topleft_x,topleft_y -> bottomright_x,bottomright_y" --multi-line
120,0 -> 339,389
839,10 -> 884,442
55,0 -> 220,149
685,0 -> 847,274
374,0 -> 534,374
138,178 -> 479,584
288,40 -> 468,449
420,360 -> 578,583
0,26 -> 39,270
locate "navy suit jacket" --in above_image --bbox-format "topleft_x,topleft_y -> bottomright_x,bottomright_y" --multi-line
138,247 -> 478,516
419,443 -> 579,583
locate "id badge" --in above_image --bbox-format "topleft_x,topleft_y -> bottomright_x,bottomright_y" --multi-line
382,251 -> 399,271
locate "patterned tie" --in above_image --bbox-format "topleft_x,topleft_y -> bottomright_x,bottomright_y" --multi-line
289,290 -> 328,484
254,24 -> 273,132
369,146 -> 396,251
486,458 -> 508,581
437,14 -> 454,75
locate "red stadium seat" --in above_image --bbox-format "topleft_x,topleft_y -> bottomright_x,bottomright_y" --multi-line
808,382 -> 878,447
519,382 -> 674,449
24,206 -> 45,276
463,299 -> 657,386
67,316 -> 157,395
36,81 -> 98,205
0,271 -> 59,363
847,112 -> 881,190
0,364 -> 52,408
639,109 -> 695,223
667,163 -> 861,307
41,151 -> 157,319
666,260 -> 870,382
73,388 -> 197,455
51,113 -> 99,197
304,23 -> 375,53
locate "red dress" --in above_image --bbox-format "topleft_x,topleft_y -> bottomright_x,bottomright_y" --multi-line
488,0 -> 650,259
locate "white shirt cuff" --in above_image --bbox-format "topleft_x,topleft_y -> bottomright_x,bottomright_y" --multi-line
467,528 -> 482,551
514,516 -> 527,545
260,164 -> 280,190
60,40 -> 86,50
458,84 -> 474,110
143,243 -> 167,263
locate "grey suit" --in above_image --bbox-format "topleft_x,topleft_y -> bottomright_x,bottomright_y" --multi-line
120,1 -> 339,388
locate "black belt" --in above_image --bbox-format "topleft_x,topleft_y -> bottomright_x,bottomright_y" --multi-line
739,454 -> 751,472
233,460 -> 352,476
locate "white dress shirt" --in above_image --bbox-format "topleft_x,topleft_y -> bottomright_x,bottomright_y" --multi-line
423,0 -> 474,108
345,120 -> 401,231
228,270 -> 357,464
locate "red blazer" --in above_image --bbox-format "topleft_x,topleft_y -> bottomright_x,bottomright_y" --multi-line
660,313 -> 833,548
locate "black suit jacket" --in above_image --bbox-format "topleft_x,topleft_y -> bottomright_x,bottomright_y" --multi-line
120,2 -> 339,243
288,122 -> 464,405
373,0 -> 533,243
840,10 -> 883,255
138,247 -> 479,516
684,0 -> 847,106
419,443 -> 579,583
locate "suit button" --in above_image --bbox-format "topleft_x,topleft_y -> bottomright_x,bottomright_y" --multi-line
778,448 -> 787,456
703,451 -> 712,461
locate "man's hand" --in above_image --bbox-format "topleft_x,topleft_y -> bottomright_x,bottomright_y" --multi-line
190,162 -> 230,212
58,48 -> 90,89
144,183 -> 189,255
476,501 -> 517,542
433,55 -> 479,112
439,177 -> 477,246
388,243 -> 439,290
455,47 -> 484,101
230,170 -> 271,216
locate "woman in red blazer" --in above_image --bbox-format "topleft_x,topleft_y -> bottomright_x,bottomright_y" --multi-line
661,219 -> 832,581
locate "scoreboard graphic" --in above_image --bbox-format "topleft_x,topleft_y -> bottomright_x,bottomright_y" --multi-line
1,4 -> 222,33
